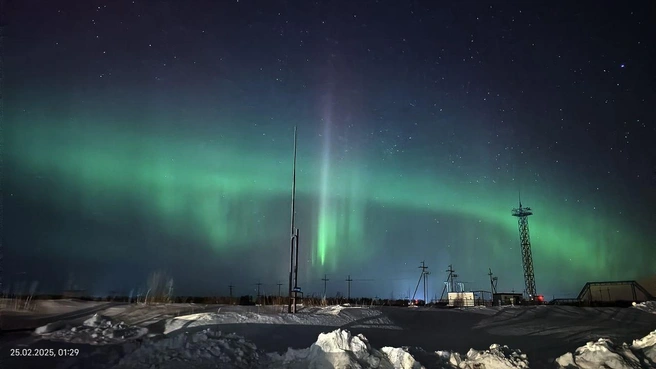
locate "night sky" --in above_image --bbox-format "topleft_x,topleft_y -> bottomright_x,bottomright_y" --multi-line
5,0 -> 655,300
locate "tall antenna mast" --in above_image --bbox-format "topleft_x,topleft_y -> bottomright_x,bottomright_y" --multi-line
288,127 -> 301,313
290,126 -> 298,235
0,0 -> 5,315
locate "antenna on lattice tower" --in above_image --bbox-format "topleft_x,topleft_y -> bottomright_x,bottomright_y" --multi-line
518,189 -> 522,207
512,198 -> 538,300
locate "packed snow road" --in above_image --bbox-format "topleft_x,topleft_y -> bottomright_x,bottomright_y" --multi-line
1,301 -> 655,368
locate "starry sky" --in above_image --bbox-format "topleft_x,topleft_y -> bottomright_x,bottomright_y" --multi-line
4,0 -> 655,300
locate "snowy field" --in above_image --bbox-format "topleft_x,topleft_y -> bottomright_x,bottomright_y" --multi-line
1,300 -> 655,368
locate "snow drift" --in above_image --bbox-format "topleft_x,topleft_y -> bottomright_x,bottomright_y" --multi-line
555,329 -> 656,369
268,328 -> 425,369
113,328 -> 263,369
436,344 -> 529,369
164,305 -> 399,334
113,328 -> 423,369
35,313 -> 148,345
29,305 -> 656,369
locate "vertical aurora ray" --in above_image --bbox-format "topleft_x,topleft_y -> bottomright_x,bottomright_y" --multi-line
317,92 -> 334,267
314,89 -> 369,272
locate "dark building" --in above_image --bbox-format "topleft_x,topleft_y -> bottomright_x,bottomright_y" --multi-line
493,293 -> 524,306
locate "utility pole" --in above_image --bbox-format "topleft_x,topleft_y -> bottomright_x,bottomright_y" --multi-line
424,270 -> 431,303
439,264 -> 458,302
255,282 -> 262,300
321,274 -> 330,297
277,282 -> 283,297
447,264 -> 457,293
229,284 -> 234,298
346,275 -> 353,301
421,262 -> 429,302
412,261 -> 429,302
488,268 -> 498,294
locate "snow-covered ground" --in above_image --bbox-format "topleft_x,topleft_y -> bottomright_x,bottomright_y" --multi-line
162,305 -> 400,335
0,298 -> 106,315
2,301 -> 656,369
35,313 -> 148,345
0,300 -> 208,331
110,326 -> 656,369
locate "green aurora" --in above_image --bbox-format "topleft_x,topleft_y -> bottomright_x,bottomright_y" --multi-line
8,117 -> 649,295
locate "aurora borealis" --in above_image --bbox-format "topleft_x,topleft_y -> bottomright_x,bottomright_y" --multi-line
4,0 -> 655,299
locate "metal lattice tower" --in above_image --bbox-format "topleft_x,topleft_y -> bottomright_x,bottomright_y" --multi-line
512,201 -> 537,299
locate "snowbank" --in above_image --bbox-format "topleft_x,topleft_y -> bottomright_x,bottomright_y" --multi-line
114,328 -> 423,369
270,328 -> 532,369
316,305 -> 349,316
269,328 -> 424,369
35,313 -> 148,345
436,344 -> 529,369
633,301 -> 656,314
164,306 -> 399,334
113,328 -> 262,369
555,329 -> 656,368
381,346 -> 424,369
